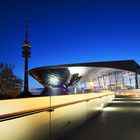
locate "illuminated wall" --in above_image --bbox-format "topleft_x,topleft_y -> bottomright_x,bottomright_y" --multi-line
0,92 -> 114,140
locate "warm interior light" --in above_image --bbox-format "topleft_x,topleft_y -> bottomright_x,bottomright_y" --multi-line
89,80 -> 94,87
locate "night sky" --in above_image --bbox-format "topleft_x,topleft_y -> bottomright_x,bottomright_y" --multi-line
0,0 -> 140,88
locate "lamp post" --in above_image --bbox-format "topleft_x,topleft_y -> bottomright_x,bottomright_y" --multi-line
22,18 -> 31,96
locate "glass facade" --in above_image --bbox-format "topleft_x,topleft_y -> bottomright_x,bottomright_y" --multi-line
70,71 -> 139,94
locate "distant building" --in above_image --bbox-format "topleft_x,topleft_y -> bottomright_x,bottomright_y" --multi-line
29,60 -> 140,95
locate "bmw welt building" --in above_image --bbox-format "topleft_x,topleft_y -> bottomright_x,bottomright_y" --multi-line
29,60 -> 140,95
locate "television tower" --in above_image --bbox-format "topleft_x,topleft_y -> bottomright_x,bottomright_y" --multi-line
22,18 -> 31,96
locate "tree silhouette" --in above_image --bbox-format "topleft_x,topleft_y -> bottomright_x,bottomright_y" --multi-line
0,63 -> 23,99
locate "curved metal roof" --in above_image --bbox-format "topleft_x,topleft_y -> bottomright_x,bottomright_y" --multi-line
29,60 -> 140,87
30,60 -> 140,73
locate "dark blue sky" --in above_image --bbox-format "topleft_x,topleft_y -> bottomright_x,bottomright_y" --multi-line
0,0 -> 140,88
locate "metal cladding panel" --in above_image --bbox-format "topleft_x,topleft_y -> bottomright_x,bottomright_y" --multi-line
33,68 -> 70,87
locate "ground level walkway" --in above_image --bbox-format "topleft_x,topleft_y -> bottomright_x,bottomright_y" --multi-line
60,97 -> 140,140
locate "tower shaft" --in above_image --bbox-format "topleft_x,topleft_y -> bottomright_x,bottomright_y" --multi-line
22,17 -> 31,96
24,57 -> 29,93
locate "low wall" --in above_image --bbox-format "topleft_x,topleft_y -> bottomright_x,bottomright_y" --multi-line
116,89 -> 140,97
0,91 -> 115,140
123,89 -> 140,93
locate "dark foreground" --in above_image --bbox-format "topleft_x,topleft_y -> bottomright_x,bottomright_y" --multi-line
60,97 -> 140,140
